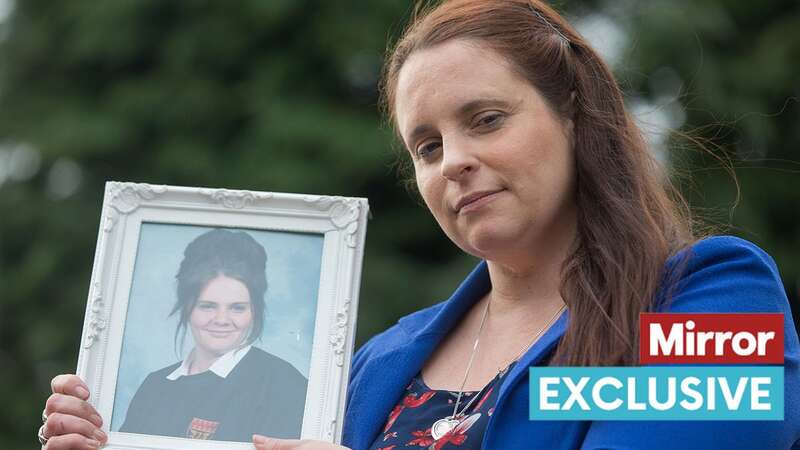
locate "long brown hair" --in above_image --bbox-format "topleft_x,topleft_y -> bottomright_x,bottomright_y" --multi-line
381,0 -> 697,366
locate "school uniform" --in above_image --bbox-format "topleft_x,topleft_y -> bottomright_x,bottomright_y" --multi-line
120,345 -> 307,442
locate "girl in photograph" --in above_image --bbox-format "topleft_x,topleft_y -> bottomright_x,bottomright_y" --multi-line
39,1 -> 799,449
118,228 -> 307,442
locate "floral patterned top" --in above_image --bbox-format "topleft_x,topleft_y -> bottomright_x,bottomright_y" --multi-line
368,363 -> 516,450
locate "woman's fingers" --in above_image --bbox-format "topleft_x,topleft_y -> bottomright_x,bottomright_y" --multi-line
43,412 -> 107,445
50,374 -> 90,400
43,433 -> 102,450
252,435 -> 349,450
45,393 -> 103,427
43,375 -> 103,449
252,435 -> 296,450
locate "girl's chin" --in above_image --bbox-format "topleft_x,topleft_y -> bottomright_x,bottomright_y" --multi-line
199,341 -> 243,356
203,347 -> 235,357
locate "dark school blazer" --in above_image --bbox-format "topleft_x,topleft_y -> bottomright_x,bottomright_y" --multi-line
120,346 -> 307,442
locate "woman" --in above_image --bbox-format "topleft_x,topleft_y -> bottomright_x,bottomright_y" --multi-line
117,228 -> 307,442
40,1 -> 799,449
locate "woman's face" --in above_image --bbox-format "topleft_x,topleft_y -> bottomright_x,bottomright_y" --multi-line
189,274 -> 253,357
394,39 -> 577,267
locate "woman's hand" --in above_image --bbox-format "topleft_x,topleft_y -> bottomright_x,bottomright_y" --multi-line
41,374 -> 107,450
252,435 -> 350,450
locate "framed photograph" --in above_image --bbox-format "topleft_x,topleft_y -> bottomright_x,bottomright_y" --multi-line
75,182 -> 368,449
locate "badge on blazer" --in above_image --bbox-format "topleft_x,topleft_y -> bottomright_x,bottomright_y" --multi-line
187,417 -> 219,440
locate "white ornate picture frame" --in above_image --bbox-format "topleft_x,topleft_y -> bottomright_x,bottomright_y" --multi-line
76,182 -> 368,449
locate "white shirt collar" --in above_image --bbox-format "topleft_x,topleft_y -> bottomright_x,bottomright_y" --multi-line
166,345 -> 252,380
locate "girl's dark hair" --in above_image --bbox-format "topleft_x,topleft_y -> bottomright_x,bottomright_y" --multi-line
381,0 -> 697,366
170,228 -> 268,354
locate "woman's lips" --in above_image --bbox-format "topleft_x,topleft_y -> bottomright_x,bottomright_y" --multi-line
456,189 -> 504,214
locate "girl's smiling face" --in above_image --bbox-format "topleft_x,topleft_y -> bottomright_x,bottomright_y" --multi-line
189,274 -> 253,357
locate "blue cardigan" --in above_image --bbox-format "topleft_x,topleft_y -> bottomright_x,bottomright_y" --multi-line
343,236 -> 800,449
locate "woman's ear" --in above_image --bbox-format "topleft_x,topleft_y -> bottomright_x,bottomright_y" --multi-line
562,91 -> 577,145
563,90 -> 577,121
566,119 -> 575,146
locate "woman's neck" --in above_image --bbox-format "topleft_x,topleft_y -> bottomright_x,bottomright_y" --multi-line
483,262 -> 565,332
485,222 -> 575,318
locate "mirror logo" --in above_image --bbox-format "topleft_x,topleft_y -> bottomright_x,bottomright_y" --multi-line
529,314 -> 785,420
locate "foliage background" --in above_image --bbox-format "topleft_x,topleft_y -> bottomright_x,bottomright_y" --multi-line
0,0 -> 797,447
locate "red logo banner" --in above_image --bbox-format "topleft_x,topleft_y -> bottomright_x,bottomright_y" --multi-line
639,313 -> 784,364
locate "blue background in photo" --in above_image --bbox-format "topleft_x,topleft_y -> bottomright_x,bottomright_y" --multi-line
110,222 -> 323,431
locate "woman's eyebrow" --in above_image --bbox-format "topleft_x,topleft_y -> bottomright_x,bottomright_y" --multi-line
456,98 -> 514,116
405,98 -> 513,147
406,123 -> 434,149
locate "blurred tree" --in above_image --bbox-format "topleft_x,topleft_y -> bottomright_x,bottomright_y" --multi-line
618,0 -> 800,324
0,0 -> 797,448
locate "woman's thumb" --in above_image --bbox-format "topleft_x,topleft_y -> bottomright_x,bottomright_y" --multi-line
252,434 -> 292,450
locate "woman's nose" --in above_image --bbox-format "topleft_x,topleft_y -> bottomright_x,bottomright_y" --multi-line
440,137 -> 478,181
